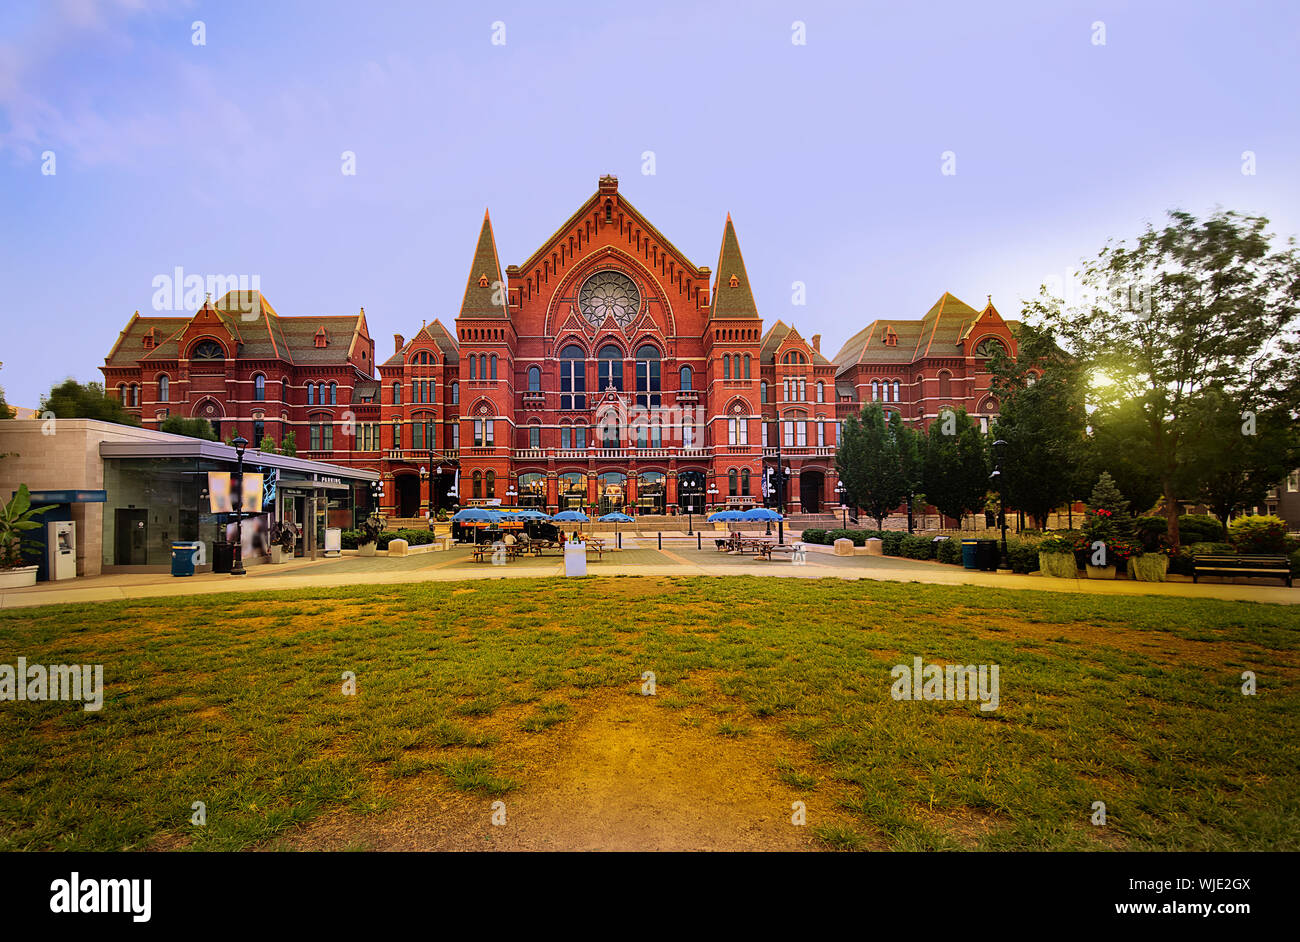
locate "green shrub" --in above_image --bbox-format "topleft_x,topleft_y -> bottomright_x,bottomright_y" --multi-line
800,528 -> 827,545
900,534 -> 935,560
1005,538 -> 1041,574
1168,550 -> 1194,576
340,529 -> 361,550
1291,549 -> 1300,577
880,531 -> 906,555
1227,515 -> 1287,554
1186,541 -> 1234,556
1179,514 -> 1226,543
935,537 -> 962,565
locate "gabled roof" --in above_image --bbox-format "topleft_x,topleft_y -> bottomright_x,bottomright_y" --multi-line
760,319 -> 830,365
382,318 -> 460,368
459,210 -> 509,319
832,292 -> 989,371
710,214 -> 758,319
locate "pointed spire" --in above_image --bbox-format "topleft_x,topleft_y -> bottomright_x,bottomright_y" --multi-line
711,213 -> 758,318
459,208 -> 508,319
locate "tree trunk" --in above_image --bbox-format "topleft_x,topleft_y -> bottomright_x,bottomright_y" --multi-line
1163,479 -> 1182,549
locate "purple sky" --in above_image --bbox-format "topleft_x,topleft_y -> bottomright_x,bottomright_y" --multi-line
2,0 -> 1297,408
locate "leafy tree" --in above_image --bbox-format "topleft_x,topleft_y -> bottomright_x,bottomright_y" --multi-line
988,318 -> 1089,528
1181,390 -> 1299,522
280,430 -> 297,457
38,379 -> 139,426
0,385 -> 14,420
835,403 -> 906,530
159,415 -> 218,441
1044,209 -> 1300,547
891,411 -> 924,532
1084,399 -> 1164,515
258,435 -> 277,454
923,407 -> 989,529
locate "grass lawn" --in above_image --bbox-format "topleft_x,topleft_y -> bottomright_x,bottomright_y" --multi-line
0,576 -> 1296,851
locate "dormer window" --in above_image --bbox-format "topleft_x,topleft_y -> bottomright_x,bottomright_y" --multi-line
478,274 -> 489,288
314,327 -> 328,348
729,274 -> 739,288
142,327 -> 156,349
883,328 -> 898,347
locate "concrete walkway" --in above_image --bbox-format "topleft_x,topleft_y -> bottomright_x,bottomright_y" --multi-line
3,537 -> 1297,609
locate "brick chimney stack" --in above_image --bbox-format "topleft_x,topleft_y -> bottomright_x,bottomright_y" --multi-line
394,334 -> 404,354
811,334 -> 821,353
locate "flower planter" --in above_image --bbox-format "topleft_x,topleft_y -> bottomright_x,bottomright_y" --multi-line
358,542 -> 377,557
1038,551 -> 1078,579
1130,553 -> 1169,582
0,565 -> 39,589
1086,563 -> 1117,579
270,546 -> 286,565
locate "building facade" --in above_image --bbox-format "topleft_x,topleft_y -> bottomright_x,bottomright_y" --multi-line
102,175 -> 1020,520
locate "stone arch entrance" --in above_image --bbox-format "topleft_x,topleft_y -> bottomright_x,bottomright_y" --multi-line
394,473 -> 421,518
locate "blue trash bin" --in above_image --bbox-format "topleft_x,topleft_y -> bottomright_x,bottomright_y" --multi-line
171,542 -> 199,577
961,539 -> 980,570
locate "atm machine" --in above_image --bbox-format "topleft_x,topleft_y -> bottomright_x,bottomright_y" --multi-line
48,520 -> 77,581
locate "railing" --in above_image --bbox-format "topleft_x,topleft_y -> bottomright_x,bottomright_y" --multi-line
385,449 -> 459,462
763,446 -> 835,457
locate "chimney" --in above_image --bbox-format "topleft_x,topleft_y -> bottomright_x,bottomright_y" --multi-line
811,334 -> 821,353
394,333 -> 404,354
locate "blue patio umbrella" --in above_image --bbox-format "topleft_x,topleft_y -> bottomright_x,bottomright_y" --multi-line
450,507 -> 500,542
599,512 -> 634,522
743,507 -> 784,522
552,510 -> 589,522
707,510 -> 745,522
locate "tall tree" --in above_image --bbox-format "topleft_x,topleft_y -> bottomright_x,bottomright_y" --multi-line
1044,209 -> 1300,547
38,379 -> 140,426
835,403 -> 907,530
0,385 -> 14,420
922,407 -> 989,529
1085,400 -> 1164,516
891,411 -> 924,531
987,318 -> 1089,528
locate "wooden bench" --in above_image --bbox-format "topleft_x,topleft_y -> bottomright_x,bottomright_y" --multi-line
759,543 -> 805,562
1192,554 -> 1292,587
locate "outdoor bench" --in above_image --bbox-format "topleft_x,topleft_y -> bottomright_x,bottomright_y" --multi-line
1192,554 -> 1292,587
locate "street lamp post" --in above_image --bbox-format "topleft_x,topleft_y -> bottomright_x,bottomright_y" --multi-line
835,482 -> 848,529
231,435 -> 248,576
990,439 -> 1010,570
681,479 -> 697,535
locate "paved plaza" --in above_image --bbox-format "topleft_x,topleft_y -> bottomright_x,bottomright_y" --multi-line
3,534 -> 1296,609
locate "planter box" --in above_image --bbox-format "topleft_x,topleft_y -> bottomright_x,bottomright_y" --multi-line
0,565 -> 39,589
1038,552 -> 1078,579
1086,563 -> 1117,579
1130,553 -> 1169,582
358,542 -> 377,557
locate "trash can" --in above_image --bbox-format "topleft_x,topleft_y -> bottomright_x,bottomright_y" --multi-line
977,539 -> 1000,571
213,540 -> 234,574
961,539 -> 980,570
171,542 -> 200,577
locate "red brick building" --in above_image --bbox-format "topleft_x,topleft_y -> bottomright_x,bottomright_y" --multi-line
103,175 -> 1019,521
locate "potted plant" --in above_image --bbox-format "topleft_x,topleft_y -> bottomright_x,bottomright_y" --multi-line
1037,533 -> 1079,579
0,485 -> 53,588
1079,472 -> 1137,579
356,513 -> 383,557
268,521 -> 296,564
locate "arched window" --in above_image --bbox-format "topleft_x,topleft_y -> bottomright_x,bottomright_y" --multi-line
741,468 -> 751,495
468,356 -> 477,380
728,468 -> 738,497
560,344 -> 586,409
743,355 -> 751,379
679,366 -> 692,391
816,381 -> 824,403
528,366 -> 541,392
283,378 -> 289,401
635,344 -> 660,408
485,469 -> 496,499
479,354 -> 488,379
598,345 -> 623,391
253,374 -> 264,402
489,354 -> 498,380
391,382 -> 400,405
307,383 -> 316,405
893,380 -> 901,402
871,381 -> 879,401
760,381 -> 768,403
451,382 -> 459,404
938,372 -> 951,399
329,382 -> 337,405
472,470 -> 483,499
518,472 -> 546,507
117,383 -> 126,402
723,355 -> 731,380
882,381 -> 890,403
129,384 -> 139,407
528,422 -> 541,449
158,375 -> 169,403
191,340 -> 224,360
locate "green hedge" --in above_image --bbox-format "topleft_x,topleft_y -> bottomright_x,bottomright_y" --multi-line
935,537 -> 961,565
900,534 -> 936,560
372,528 -> 436,549
800,528 -> 827,545
1005,538 -> 1041,574
1186,541 -> 1235,556
1291,549 -> 1300,577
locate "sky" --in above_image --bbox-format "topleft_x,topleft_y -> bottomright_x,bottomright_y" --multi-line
1,0 -> 1297,408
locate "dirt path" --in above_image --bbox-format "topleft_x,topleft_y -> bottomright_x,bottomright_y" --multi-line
272,694 -> 842,851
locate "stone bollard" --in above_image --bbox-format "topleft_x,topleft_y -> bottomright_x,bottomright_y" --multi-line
833,538 -> 854,557
388,538 -> 409,557
865,538 -> 884,556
